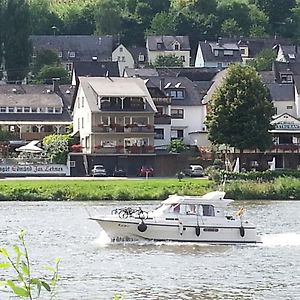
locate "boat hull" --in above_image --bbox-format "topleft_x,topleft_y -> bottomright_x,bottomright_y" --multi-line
92,217 -> 260,244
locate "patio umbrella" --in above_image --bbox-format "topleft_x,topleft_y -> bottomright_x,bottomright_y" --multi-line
16,140 -> 43,153
233,157 -> 240,173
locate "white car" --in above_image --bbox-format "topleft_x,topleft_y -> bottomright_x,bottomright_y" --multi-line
183,165 -> 204,177
91,165 -> 107,177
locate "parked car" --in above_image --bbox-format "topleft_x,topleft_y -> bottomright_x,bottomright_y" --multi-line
113,168 -> 127,177
91,165 -> 107,177
138,166 -> 154,177
183,165 -> 204,177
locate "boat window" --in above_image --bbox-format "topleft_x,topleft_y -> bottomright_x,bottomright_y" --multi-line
202,205 -> 215,216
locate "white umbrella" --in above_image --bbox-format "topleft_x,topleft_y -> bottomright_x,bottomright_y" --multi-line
16,140 -> 43,153
233,157 -> 240,173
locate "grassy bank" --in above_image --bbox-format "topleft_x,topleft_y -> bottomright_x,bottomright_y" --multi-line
0,179 -> 212,201
0,177 -> 299,201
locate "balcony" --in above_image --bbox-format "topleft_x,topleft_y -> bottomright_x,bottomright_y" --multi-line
92,124 -> 154,134
271,144 -> 300,153
92,145 -> 155,154
153,97 -> 171,106
154,114 -> 171,125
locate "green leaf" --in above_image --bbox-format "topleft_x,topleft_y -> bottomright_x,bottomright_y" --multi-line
31,278 -> 42,297
21,262 -> 29,276
0,248 -> 9,257
41,280 -> 51,292
6,280 -> 29,297
0,262 -> 11,268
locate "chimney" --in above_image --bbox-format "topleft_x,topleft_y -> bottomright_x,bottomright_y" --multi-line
52,77 -> 60,92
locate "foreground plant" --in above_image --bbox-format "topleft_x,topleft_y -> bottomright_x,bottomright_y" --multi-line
0,230 -> 60,299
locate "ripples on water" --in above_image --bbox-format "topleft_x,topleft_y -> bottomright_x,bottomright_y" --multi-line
0,200 -> 300,299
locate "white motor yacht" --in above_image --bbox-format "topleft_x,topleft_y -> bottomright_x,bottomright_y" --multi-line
90,191 -> 261,244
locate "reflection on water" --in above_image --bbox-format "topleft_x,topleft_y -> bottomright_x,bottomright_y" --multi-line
0,200 -> 300,300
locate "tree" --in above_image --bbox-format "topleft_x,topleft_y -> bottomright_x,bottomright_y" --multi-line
147,12 -> 175,35
154,54 -> 183,67
33,49 -> 60,75
169,139 -> 187,153
43,134 -> 71,164
94,0 -> 122,35
34,65 -> 70,84
3,0 -> 31,82
205,64 -> 274,152
247,49 -> 277,71
221,18 -> 242,37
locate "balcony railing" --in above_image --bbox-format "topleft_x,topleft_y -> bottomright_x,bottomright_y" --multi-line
154,114 -> 171,125
271,144 -> 300,152
92,145 -> 155,154
92,124 -> 154,133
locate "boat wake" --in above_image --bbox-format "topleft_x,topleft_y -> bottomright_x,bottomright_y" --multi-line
261,232 -> 300,247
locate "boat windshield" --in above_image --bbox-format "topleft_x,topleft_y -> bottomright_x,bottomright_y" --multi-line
154,203 -> 215,216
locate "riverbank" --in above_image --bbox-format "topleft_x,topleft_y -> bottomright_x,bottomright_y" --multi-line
0,177 -> 299,201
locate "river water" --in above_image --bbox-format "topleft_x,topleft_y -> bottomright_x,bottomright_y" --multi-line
0,200 -> 300,300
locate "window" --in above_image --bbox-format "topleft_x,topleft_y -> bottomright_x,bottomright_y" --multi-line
66,63 -> 72,71
82,117 -> 84,129
154,128 -> 164,140
39,107 -> 46,113
16,107 -> 23,113
82,97 -> 84,108
54,107 -> 61,113
78,118 -> 80,130
224,50 -> 233,56
31,107 -> 37,113
174,43 -> 179,50
202,205 -> 215,216
58,51 -> 63,58
117,56 -> 121,61
169,90 -> 184,100
8,107 -> 14,113
78,97 -> 80,108
70,161 -> 76,167
69,51 -> 75,58
122,56 -> 125,62
138,54 -> 145,62
287,105 -> 293,110
281,74 -> 293,83
171,109 -> 184,119
181,56 -> 185,62
24,107 -> 30,113
214,50 -> 219,56
47,107 -> 54,113
0,107 -> 6,112
119,47 -> 123,52
157,42 -> 163,50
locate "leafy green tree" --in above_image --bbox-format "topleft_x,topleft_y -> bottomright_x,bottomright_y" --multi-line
43,134 -> 71,164
221,18 -> 241,37
28,0 -> 63,35
33,49 -> 60,75
247,49 -> 276,71
34,65 -> 70,84
94,0 -> 122,35
169,139 -> 187,153
205,64 -> 274,152
3,0 -> 31,82
147,12 -> 175,35
154,54 -> 183,67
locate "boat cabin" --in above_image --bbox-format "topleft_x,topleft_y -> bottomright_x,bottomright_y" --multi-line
153,192 -> 233,218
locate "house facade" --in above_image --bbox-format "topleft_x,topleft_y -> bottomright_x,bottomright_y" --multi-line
112,44 -> 135,75
0,84 -> 72,143
73,77 -> 157,155
146,36 -> 191,67
195,40 -> 242,68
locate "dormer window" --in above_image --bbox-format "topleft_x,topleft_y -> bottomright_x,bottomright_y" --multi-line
138,54 -> 145,62
281,74 -> 293,83
157,42 -> 163,50
0,107 -> 6,112
168,89 -> 185,100
214,50 -> 219,56
69,51 -> 75,58
224,50 -> 233,56
288,53 -> 295,60
174,43 -> 180,51
58,51 -> 63,58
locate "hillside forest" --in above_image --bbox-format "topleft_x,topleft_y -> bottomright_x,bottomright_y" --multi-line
0,0 -> 300,81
